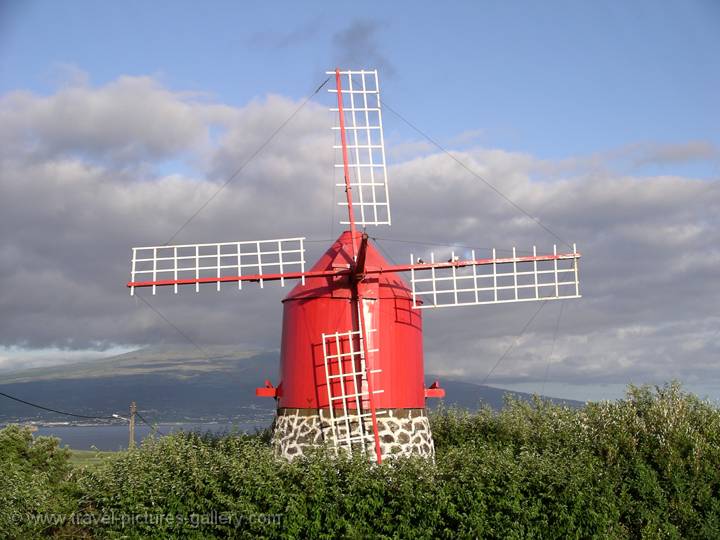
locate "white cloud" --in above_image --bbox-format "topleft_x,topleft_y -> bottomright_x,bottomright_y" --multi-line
0,346 -> 133,372
0,76 -> 233,165
1,72 -> 719,400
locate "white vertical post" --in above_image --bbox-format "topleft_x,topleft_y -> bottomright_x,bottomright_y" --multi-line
573,243 -> 579,297
237,242 -> 242,290
492,248 -> 498,303
451,251 -> 459,305
256,241 -> 264,289
361,72 -> 379,224
321,334 -> 338,456
430,252 -> 438,307
152,247 -> 157,296
216,244 -> 221,292
300,239 -> 306,285
375,69 -> 391,225
278,240 -> 285,287
553,244 -> 559,298
195,245 -> 199,293
336,333 -> 351,448
533,245 -> 539,300
471,249 -> 479,304
173,247 -> 178,295
350,329 -> 364,453
410,254 -> 417,308
512,246 -> 518,301
130,248 -> 136,296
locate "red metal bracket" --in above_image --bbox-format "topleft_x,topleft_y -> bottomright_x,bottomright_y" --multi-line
425,380 -> 445,399
255,380 -> 277,398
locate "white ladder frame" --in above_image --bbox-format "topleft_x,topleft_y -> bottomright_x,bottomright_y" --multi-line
321,328 -> 383,455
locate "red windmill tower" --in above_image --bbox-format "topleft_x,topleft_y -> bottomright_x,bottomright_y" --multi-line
128,69 -> 581,463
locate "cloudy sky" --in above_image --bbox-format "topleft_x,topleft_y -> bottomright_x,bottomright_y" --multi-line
1,1 -> 718,401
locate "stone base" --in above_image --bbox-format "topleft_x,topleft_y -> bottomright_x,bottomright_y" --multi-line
271,407 -> 434,462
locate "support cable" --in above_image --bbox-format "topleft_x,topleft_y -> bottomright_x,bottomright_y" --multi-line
164,76 -> 331,245
541,300 -> 565,397
481,301 -> 547,385
372,237 -> 401,266
381,99 -> 572,250
135,295 -> 213,361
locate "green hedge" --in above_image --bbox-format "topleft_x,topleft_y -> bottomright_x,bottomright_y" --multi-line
0,424 -> 82,539
4,382 -> 720,538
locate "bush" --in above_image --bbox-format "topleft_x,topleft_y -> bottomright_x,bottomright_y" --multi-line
77,432 -> 441,538
431,382 -> 720,538
583,383 -> 720,537
6,383 -> 720,538
0,424 -> 81,538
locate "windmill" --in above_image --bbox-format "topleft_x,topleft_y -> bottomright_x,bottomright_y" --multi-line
127,69 -> 581,463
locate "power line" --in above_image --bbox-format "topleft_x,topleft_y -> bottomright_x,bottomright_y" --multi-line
136,411 -> 165,437
372,237 -> 400,266
0,390 -> 117,420
1,389 -> 167,438
381,99 -> 572,250
164,76 -> 332,245
481,301 -> 547,385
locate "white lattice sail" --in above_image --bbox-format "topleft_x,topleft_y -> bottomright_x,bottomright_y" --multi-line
129,237 -> 306,295
328,69 -> 391,226
410,245 -> 581,309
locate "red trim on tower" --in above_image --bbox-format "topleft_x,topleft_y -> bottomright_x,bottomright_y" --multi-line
425,380 -> 445,399
256,380 -> 277,398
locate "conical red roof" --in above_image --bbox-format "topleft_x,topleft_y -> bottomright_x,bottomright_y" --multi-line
284,230 -> 412,301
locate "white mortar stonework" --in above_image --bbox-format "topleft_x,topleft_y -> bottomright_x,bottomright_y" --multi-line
271,408 -> 435,461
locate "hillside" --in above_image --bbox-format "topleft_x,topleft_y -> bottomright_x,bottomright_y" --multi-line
0,345 -> 263,383
0,346 -> 581,423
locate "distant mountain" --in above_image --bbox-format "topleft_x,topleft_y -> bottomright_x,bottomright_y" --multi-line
0,345 -> 264,383
0,346 -> 581,424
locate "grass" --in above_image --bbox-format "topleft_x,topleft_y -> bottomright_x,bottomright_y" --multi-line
67,448 -> 119,468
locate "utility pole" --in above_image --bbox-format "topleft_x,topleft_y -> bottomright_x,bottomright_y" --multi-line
129,401 -> 137,449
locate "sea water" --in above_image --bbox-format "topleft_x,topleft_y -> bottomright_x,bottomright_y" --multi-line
31,420 -> 273,451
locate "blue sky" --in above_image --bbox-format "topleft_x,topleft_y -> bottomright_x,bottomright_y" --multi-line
1,1 -> 719,401
2,0 -> 718,167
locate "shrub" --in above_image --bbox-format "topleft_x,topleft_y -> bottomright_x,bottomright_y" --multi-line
0,424 -> 81,538
7,382 -> 720,538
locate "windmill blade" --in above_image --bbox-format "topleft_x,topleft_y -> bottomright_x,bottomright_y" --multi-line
328,69 -> 391,227
128,237 -> 307,295
407,245 -> 581,309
